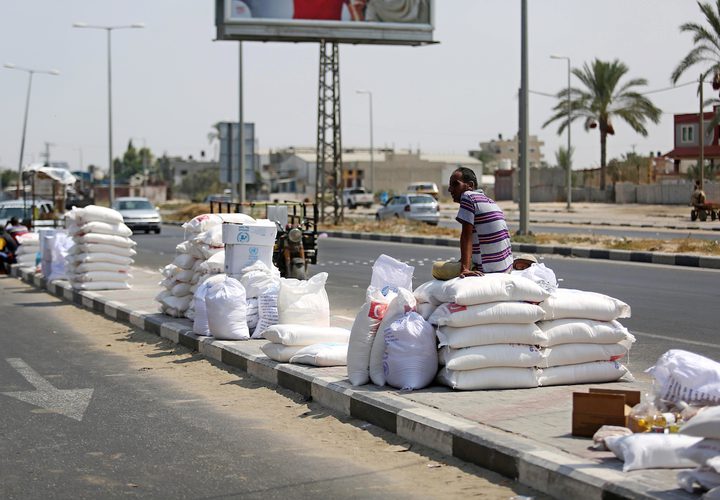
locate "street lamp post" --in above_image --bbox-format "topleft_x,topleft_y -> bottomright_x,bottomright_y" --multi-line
73,22 -> 144,206
355,89 -> 374,192
4,63 -> 60,199
550,54 -> 572,210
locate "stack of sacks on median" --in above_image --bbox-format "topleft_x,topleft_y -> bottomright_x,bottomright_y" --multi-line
419,275 -> 551,390
416,275 -> 635,390
64,205 -> 135,290
348,254 -> 439,390
260,272 -> 353,366
155,213 -> 253,318
14,232 -> 40,268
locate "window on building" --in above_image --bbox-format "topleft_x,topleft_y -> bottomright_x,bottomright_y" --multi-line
181,170 -> 188,176
681,125 -> 695,144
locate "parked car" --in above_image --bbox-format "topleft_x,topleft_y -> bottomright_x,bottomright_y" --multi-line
342,187 -> 374,209
375,194 -> 439,225
111,197 -> 162,234
407,182 -> 440,200
0,199 -> 54,227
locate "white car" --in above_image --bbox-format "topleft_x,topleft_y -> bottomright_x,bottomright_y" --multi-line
375,194 -> 440,225
0,199 -> 54,227
112,197 -> 162,234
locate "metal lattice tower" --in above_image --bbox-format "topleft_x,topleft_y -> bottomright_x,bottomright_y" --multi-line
315,41 -> 343,224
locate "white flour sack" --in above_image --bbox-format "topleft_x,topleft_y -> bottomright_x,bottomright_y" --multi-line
540,289 -> 630,321
73,281 -> 130,291
205,277 -> 249,340
437,366 -> 538,390
73,270 -> 132,283
277,273 -> 330,327
192,274 -> 227,336
369,288 -> 417,386
536,319 -> 633,347
537,361 -> 631,386
261,343 -> 304,362
439,344 -> 543,371
347,254 -> 415,387
428,301 -> 545,327
252,286 -> 279,339
263,324 -> 350,346
74,233 -> 136,248
75,205 -> 124,225
436,323 -> 547,349
647,349 -> 720,406
289,343 -> 348,367
432,274 -> 550,306
382,312 -> 438,390
347,287 -> 398,386
541,341 -> 631,368
77,221 -> 132,238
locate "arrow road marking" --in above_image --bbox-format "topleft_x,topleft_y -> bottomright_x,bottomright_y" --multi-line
2,358 -> 93,422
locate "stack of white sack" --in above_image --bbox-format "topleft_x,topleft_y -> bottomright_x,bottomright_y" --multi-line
64,206 -> 135,290
677,406 -> 720,495
261,324 -> 350,365
535,288 -> 634,386
261,272 -> 337,362
348,254 -> 435,388
14,232 -> 40,267
156,213 -> 253,318
419,275 -> 550,390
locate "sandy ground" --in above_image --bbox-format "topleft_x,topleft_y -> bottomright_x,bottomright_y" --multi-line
45,291 -> 547,499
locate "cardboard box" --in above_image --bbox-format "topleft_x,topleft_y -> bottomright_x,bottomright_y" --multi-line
222,220 -> 277,274
571,388 -> 641,437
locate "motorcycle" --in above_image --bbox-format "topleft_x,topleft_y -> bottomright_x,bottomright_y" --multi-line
273,221 -> 308,280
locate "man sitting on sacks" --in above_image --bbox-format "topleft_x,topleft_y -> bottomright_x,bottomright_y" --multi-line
433,167 -> 513,280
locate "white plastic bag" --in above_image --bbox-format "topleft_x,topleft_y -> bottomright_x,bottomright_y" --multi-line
436,323 -> 547,349
437,366 -> 538,390
205,277 -> 249,340
192,274 -> 227,335
383,312 -> 438,390
239,261 -> 281,298
541,288 -> 631,321
252,286 -> 279,339
428,301 -> 545,327
647,350 -> 720,406
369,288 -> 416,386
680,406 -> 720,439
370,254 -> 414,291
511,263 -> 558,293
289,343 -> 348,367
605,434 -> 702,472
263,324 -> 350,346
277,273 -> 330,327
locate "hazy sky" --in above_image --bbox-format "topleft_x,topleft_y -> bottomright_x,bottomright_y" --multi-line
0,1 -> 711,175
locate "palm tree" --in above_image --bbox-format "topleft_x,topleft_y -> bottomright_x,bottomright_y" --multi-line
543,59 -> 661,190
555,146 -> 573,172
671,0 -> 720,86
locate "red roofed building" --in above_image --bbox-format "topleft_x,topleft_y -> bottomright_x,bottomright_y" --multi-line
664,107 -> 720,175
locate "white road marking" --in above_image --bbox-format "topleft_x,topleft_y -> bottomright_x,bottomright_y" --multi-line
2,358 -> 94,421
632,330 -> 720,349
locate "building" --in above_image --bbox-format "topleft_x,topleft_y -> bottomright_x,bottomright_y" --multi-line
265,147 -> 484,199
663,107 -> 720,176
471,133 -> 545,171
170,156 -> 219,187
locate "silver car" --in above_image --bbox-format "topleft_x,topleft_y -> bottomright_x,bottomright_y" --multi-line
375,194 -> 439,225
112,197 -> 162,234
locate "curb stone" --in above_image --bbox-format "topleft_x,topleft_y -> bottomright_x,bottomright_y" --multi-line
10,265 -> 695,500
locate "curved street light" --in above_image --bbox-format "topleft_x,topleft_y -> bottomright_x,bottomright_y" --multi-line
4,63 -> 60,198
73,21 -> 144,206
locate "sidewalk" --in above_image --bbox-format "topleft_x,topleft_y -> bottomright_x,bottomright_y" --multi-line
10,264 -> 697,500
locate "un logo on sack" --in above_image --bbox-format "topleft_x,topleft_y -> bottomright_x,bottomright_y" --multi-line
249,247 -> 258,256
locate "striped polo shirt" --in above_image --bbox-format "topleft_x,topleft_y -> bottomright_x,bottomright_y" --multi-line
456,190 -> 513,273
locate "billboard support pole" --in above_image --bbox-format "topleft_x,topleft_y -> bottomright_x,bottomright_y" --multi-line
238,42 -> 246,204
315,41 -> 343,224
518,0 -> 530,235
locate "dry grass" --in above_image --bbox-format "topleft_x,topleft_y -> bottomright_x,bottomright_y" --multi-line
162,204 -> 720,256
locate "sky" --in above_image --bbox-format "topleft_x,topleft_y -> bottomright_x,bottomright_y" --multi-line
0,0 -> 712,175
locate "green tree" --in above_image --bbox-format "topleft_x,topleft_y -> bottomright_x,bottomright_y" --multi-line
543,59 -> 662,190
178,168 -> 223,202
554,146 -> 574,172
671,1 -> 720,85
114,140 -> 155,181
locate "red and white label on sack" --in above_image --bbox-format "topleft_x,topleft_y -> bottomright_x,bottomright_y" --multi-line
447,303 -> 467,313
368,301 -> 388,320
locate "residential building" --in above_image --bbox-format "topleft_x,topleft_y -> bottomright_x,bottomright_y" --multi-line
471,133 -> 545,170
664,107 -> 720,176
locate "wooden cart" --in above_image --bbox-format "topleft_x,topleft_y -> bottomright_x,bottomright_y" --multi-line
691,202 -> 720,221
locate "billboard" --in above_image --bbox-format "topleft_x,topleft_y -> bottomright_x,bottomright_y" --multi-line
215,0 -> 435,45
219,122 -> 257,185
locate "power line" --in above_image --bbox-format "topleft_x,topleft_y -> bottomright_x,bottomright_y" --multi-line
532,80 -> 702,99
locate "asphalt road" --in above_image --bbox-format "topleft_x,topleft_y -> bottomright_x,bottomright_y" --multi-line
133,225 -> 720,380
0,278 -> 541,499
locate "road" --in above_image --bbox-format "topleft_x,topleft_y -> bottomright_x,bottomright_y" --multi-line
0,278 -> 546,499
133,225 -> 720,381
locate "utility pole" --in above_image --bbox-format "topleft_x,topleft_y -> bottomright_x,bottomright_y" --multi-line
238,42 -> 245,204
518,0 -> 530,235
700,74 -> 705,189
